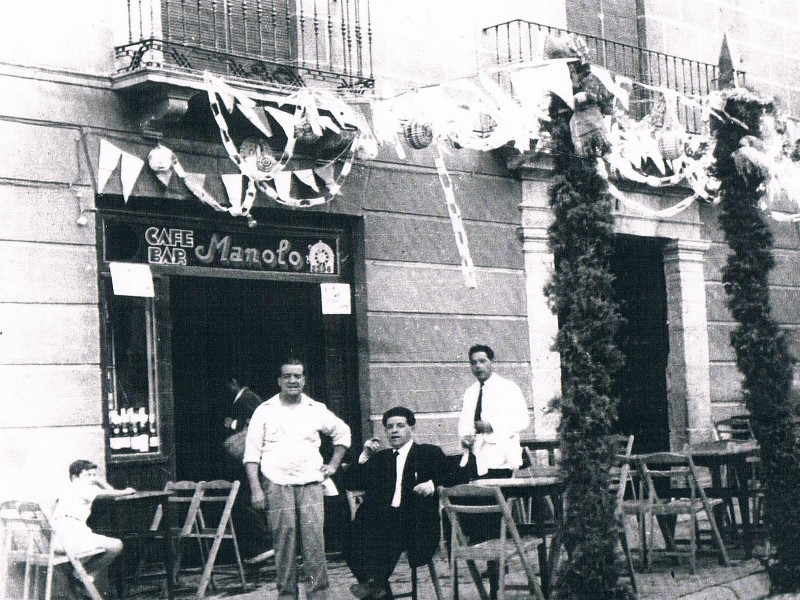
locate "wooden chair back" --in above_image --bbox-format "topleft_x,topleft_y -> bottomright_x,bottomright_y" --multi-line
0,501 -> 104,600
438,484 -> 545,600
162,480 -> 246,600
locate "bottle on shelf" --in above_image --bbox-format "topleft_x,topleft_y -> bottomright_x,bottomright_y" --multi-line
119,408 -> 132,453
136,407 -> 149,453
109,409 -> 122,452
148,412 -> 159,452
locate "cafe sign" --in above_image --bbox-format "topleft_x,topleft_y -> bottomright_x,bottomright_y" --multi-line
104,221 -> 340,275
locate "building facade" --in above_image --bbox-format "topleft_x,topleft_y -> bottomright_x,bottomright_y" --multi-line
2,0 -> 800,499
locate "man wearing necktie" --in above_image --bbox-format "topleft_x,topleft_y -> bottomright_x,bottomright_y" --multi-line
457,344 -> 530,598
341,406 -> 461,600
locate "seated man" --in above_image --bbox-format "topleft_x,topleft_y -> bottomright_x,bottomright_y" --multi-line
341,406 -> 465,600
51,459 -> 134,593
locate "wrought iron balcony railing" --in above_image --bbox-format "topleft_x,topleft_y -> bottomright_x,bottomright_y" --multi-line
116,0 -> 373,90
483,20 -> 746,134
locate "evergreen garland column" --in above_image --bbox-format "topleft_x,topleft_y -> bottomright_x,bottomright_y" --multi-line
544,83 -> 633,598
711,91 -> 800,592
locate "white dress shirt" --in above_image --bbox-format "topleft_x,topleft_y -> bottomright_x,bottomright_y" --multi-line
243,393 -> 351,485
458,373 -> 530,475
391,439 -> 414,507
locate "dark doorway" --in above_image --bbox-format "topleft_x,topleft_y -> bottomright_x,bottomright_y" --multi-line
169,276 -> 360,482
611,235 -> 670,453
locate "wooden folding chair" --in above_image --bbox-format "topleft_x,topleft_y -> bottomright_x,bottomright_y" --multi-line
439,484 -> 546,600
638,452 -> 729,573
147,481 -> 245,600
0,501 -> 104,600
611,462 -> 638,592
713,416 -> 765,538
344,490 -> 443,600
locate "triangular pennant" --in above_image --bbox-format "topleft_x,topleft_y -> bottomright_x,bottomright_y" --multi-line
237,103 -> 273,138
272,171 -> 293,201
294,169 -> 320,192
98,139 -> 123,193
155,170 -> 174,187
314,163 -> 336,187
120,151 -> 144,203
264,106 -> 296,137
221,174 -> 244,213
184,173 -> 207,196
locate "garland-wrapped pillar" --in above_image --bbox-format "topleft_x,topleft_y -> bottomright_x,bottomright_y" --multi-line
544,57 -> 633,598
712,91 -> 800,592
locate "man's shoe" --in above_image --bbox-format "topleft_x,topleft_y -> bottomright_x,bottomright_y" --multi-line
243,548 -> 275,565
349,582 -> 371,599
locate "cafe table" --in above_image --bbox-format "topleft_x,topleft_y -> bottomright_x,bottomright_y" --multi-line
688,439 -> 760,558
472,468 -> 565,599
87,490 -> 175,600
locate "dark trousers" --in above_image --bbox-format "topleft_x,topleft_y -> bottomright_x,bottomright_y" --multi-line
344,507 -> 407,599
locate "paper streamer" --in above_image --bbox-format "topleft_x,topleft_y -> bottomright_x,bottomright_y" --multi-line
432,144 -> 477,289
205,72 -> 299,181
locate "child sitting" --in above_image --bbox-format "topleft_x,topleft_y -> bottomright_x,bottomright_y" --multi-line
51,460 -> 135,591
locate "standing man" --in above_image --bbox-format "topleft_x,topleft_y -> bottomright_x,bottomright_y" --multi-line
458,344 -> 530,479
457,344 -> 530,599
221,378 -> 274,566
244,358 -> 351,600
341,406 -> 463,600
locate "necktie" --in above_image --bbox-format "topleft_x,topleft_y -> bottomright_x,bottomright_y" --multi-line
391,450 -> 402,507
473,381 -> 484,422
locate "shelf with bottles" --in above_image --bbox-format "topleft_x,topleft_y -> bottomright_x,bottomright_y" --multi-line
108,406 -> 160,457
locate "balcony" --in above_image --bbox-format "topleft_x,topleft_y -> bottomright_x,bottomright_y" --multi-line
112,0 -> 373,134
483,20 -> 746,134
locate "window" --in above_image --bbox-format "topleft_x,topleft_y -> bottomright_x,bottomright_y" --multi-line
104,287 -> 161,457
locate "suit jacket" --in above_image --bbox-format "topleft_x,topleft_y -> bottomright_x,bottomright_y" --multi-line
342,442 -> 461,567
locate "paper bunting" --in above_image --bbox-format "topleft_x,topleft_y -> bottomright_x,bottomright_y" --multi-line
508,59 -> 575,109
221,174 -> 244,213
97,139 -> 123,193
294,169 -> 320,192
120,151 -> 144,203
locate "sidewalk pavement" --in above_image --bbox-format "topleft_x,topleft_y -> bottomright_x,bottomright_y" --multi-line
143,549 -> 786,600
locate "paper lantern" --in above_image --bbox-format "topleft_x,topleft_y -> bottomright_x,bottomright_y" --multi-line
240,137 -> 277,172
148,145 -> 174,172
294,117 -> 323,144
658,129 -> 685,161
403,121 -> 433,150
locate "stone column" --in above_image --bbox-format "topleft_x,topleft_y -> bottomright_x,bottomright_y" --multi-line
662,239 -> 713,448
517,178 -> 562,437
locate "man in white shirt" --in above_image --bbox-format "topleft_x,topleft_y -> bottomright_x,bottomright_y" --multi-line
458,344 -> 530,479
457,344 -> 530,599
244,359 -> 351,600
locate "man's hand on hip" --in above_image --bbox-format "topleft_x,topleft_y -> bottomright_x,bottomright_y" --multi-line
250,488 -> 266,510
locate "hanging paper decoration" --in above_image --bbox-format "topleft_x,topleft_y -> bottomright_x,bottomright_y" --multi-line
240,137 -> 278,173
97,139 -> 123,193
403,120 -> 434,149
432,144 -> 477,289
147,145 -> 175,187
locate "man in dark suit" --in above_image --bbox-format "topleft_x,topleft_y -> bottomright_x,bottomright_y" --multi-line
341,406 -> 462,600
